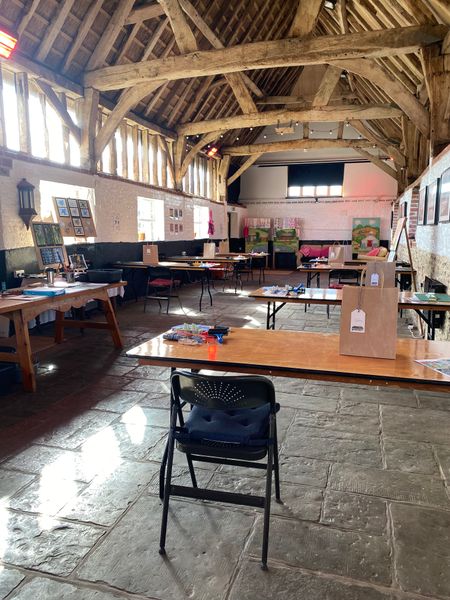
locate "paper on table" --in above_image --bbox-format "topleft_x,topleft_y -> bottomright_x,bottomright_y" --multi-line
415,358 -> 450,377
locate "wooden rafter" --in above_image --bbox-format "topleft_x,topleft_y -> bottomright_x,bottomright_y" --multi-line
177,104 -> 403,136
126,3 -> 165,25
223,138 -> 375,156
356,148 -> 399,181
228,154 -> 262,185
17,0 -> 41,36
157,0 -> 197,53
311,65 -> 342,107
289,0 -> 323,38
36,0 -> 76,63
179,130 -> 220,179
62,0 -> 104,74
85,25 -> 448,91
86,0 -> 136,71
35,80 -> 81,143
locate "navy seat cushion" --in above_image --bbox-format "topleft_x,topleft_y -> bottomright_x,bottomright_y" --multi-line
182,404 -> 271,445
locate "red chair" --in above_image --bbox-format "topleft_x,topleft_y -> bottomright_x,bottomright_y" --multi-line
144,275 -> 182,314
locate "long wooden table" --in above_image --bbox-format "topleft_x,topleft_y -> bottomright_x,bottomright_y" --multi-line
0,281 -> 125,392
249,287 -> 450,338
126,328 -> 450,393
114,261 -> 219,311
297,263 -> 414,289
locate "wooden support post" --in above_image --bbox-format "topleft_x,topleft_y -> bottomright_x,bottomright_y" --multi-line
110,131 -> 118,176
218,156 -> 231,203
80,87 -> 99,171
15,73 -> 31,154
120,122 -> 128,179
132,125 -> 139,181
173,135 -> 186,190
60,92 -> 71,165
421,43 -> 450,157
150,135 -> 159,185
142,129 -> 149,183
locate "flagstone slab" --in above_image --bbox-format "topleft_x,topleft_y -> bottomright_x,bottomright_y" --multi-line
321,490 -> 387,536
59,461 -> 159,526
229,560 -> 395,600
391,503 -> 450,598
78,495 -> 254,600
329,464 -> 449,508
7,577 -> 124,599
248,516 -> 391,585
382,406 -> 450,445
0,568 -> 24,599
283,426 -> 382,467
1,511 -> 104,576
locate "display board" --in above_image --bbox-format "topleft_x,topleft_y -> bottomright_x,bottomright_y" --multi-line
53,197 -> 97,238
273,228 -> 298,253
30,222 -> 68,269
245,227 -> 270,253
351,218 -> 381,254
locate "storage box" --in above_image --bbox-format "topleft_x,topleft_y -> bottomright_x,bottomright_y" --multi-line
86,269 -> 123,283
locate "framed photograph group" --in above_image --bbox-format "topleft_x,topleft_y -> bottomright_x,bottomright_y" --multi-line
418,187 -> 427,225
53,197 -> 97,237
426,180 -> 439,225
30,221 -> 68,269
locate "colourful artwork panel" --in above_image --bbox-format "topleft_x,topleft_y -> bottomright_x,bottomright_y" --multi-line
352,218 -> 381,254
245,227 -> 269,253
273,228 -> 298,253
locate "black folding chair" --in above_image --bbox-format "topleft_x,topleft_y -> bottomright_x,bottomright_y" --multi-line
159,370 -> 281,569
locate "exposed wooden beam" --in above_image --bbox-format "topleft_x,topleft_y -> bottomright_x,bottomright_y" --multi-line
356,148 -> 399,181
289,0 -> 323,38
257,93 -> 356,104
331,58 -> 431,137
62,0 -> 104,74
35,80 -> 81,142
311,65 -> 342,107
179,130 -> 220,179
178,104 -> 403,136
218,155 -> 231,200
159,136 -> 175,185
422,0 -> 450,25
10,52 -> 83,96
157,0 -> 197,53
223,139 -> 374,156
36,0 -> 76,62
141,16 -> 170,60
178,0 -> 259,111
95,81 -> 164,159
126,3 -> 165,25
17,0 -> 41,36
80,88 -> 99,171
228,155 -> 262,185
86,0 -> 135,71
351,119 -> 406,166
85,25 -> 448,91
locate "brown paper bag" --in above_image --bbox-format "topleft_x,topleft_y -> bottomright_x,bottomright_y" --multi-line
218,240 -> 230,254
142,244 -> 159,265
365,261 -> 396,288
203,242 -> 216,259
329,244 -> 345,265
339,275 -> 399,359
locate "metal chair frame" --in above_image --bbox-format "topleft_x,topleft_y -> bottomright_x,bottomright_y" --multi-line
159,370 -> 281,569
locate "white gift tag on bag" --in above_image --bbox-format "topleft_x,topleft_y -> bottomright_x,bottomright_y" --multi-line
350,309 -> 366,333
370,273 -> 379,286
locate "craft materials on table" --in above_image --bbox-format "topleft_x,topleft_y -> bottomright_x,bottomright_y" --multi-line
162,323 -> 229,345
263,284 -> 305,297
415,358 -> 450,377
414,293 -> 450,303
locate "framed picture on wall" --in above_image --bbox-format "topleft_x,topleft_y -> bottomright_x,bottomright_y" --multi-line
400,202 -> 408,218
68,198 -> 78,208
170,223 -> 174,232
418,187 -> 427,225
58,207 -> 70,217
426,180 -> 439,225
439,168 -> 450,222
55,198 -> 67,208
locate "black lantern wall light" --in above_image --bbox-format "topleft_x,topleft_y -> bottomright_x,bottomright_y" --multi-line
17,178 -> 37,229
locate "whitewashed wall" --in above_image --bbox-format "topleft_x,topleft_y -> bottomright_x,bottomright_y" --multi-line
239,162 -> 397,240
0,155 -> 227,249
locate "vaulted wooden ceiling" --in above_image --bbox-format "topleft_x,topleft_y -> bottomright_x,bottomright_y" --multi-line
0,0 -> 449,190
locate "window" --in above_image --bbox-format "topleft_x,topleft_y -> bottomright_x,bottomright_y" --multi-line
137,197 -> 165,241
194,205 -> 209,238
46,102 -> 64,163
287,163 -> 344,197
2,69 -> 20,151
29,92 -> 46,158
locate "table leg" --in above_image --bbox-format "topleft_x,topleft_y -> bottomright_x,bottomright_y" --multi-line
101,297 -> 123,348
206,271 -> 213,307
266,302 -> 271,330
13,311 -> 36,392
199,275 -> 204,312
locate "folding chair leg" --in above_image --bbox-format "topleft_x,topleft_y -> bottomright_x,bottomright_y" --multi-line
159,428 -> 176,554
261,436 -> 274,570
273,425 -> 281,503
185,453 -> 198,488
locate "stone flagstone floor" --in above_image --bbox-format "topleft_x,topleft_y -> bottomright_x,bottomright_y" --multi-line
0,271 -> 449,600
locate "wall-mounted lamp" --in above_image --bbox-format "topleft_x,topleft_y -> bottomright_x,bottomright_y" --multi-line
17,178 -> 37,229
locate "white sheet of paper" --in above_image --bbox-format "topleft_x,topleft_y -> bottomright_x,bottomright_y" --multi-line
370,273 -> 379,286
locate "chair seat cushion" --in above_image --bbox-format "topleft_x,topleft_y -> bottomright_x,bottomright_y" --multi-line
182,404 -> 271,445
148,278 -> 179,286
